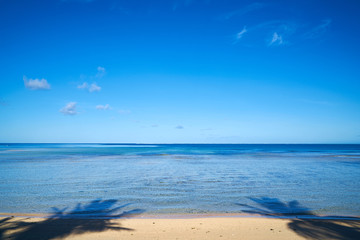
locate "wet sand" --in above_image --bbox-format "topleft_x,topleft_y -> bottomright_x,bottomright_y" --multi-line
1,215 -> 360,240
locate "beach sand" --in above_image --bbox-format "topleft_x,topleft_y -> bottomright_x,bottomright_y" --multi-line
1,215 -> 360,240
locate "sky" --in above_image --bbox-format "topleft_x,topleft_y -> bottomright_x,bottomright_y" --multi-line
0,0 -> 360,143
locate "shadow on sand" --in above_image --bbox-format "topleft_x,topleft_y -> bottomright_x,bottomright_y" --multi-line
238,197 -> 360,240
0,199 -> 144,240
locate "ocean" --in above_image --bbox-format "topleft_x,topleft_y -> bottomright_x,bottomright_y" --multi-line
0,144 -> 359,218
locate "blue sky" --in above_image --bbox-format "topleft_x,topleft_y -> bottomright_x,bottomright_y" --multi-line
0,0 -> 359,143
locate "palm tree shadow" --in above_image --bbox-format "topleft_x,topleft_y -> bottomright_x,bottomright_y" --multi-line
0,217 -> 13,240
237,197 -> 360,240
237,197 -> 313,217
0,199 -> 145,240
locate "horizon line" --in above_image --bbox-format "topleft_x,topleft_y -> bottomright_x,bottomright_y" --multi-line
1,143 -> 359,145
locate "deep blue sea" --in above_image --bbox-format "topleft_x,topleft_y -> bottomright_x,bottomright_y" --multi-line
0,144 -> 359,218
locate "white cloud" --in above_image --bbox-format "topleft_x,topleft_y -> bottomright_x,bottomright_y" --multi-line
96,104 -> 111,110
269,32 -> 283,46
78,67 -> 105,92
89,83 -> 101,92
23,76 -> 51,90
60,102 -> 77,115
77,82 -> 88,89
77,82 -> 101,92
236,26 -> 247,39
175,125 -> 184,129
95,66 -> 106,79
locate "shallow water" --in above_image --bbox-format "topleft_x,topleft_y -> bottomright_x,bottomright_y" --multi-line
0,144 -> 359,218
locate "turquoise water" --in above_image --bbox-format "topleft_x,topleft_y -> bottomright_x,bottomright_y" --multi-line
0,144 -> 359,218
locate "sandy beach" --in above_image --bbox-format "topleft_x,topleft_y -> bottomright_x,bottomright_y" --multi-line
1,215 -> 360,240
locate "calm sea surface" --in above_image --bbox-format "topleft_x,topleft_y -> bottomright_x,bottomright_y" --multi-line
0,144 -> 359,218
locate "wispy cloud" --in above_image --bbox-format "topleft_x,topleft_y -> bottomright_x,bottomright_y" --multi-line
304,19 -> 332,39
236,26 -> 247,40
23,76 -> 51,90
96,104 -> 111,110
269,32 -> 283,46
233,18 -> 331,47
223,2 -> 265,20
175,125 -> 184,129
151,124 -> 158,128
60,102 -> 77,115
233,26 -> 248,44
233,20 -> 297,47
